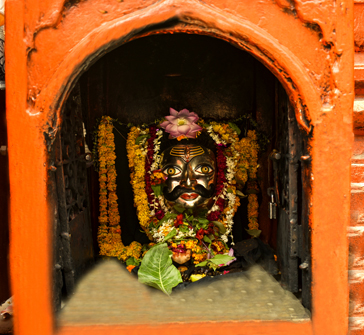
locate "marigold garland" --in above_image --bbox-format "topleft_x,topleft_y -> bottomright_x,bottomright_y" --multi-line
246,130 -> 260,231
126,127 -> 154,239
97,117 -> 143,261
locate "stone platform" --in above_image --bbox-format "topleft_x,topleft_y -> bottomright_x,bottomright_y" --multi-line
58,259 -> 310,326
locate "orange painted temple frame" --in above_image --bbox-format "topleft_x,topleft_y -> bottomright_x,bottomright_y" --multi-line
5,0 -> 354,334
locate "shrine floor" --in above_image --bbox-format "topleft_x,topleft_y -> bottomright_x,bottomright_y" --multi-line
58,259 -> 310,326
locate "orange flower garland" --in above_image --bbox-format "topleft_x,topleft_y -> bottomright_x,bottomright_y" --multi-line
126,127 -> 153,239
246,130 -> 260,231
97,117 -> 143,260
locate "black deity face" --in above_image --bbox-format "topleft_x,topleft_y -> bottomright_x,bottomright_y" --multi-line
161,144 -> 217,209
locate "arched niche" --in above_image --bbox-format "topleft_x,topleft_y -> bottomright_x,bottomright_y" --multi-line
53,32 -> 312,318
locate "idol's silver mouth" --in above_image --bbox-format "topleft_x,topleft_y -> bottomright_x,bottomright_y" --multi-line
180,193 -> 199,201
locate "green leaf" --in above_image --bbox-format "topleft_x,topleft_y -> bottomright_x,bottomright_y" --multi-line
164,228 -> 177,242
138,243 -> 182,295
228,122 -> 241,135
135,134 -> 150,144
212,221 -> 226,234
187,208 -> 194,215
141,244 -> 149,252
184,215 -> 192,222
179,226 -> 189,233
126,257 -> 140,266
196,260 -> 208,267
246,229 -> 262,238
207,234 -> 215,241
203,235 -> 212,244
198,218 -> 209,225
151,184 -> 163,197
173,204 -> 186,213
196,254 -> 235,268
209,254 -> 235,265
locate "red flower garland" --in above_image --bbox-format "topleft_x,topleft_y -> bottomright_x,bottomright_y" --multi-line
207,145 -> 227,221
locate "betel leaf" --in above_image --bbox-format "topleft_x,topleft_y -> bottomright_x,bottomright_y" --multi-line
135,134 -> 150,144
151,184 -> 163,197
164,228 -> 177,242
138,243 -> 182,295
196,254 -> 235,268
228,122 -> 241,135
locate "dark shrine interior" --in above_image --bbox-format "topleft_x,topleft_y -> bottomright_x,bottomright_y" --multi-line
79,33 -> 278,247
55,33 -> 311,311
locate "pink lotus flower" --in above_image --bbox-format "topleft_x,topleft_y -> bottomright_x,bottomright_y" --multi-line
160,108 -> 202,139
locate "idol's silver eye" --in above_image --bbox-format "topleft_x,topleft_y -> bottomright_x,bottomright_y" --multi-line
163,166 -> 182,176
195,164 -> 214,174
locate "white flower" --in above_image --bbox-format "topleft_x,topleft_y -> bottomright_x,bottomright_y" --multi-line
221,235 -> 228,243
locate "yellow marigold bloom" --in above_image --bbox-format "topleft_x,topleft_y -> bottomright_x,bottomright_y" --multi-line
185,240 -> 196,250
222,134 -> 230,142
192,252 -> 207,264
